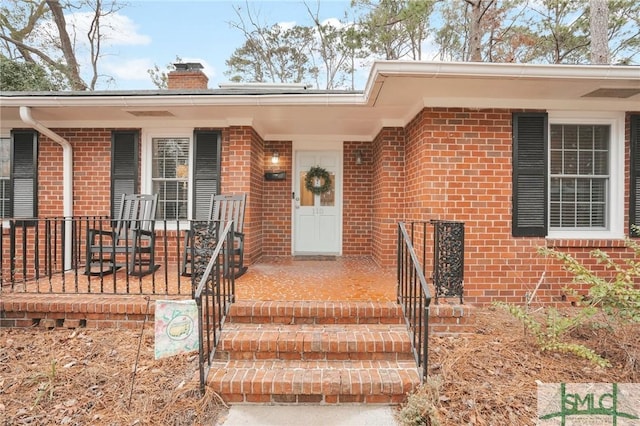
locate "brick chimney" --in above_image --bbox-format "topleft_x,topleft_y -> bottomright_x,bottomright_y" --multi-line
167,62 -> 209,90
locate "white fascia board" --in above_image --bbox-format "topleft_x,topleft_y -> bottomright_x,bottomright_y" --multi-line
0,93 -> 367,108
369,60 -> 640,81
422,96 -> 640,112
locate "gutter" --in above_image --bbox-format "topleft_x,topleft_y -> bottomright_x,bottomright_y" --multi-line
19,106 -> 73,219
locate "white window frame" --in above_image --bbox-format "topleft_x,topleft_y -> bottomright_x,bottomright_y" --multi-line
547,111 -> 625,239
0,132 -> 9,225
141,128 -> 194,228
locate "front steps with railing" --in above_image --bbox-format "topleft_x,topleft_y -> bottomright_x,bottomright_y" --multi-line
207,300 -> 421,404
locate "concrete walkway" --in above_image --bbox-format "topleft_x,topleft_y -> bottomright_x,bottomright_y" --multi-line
218,405 -> 399,426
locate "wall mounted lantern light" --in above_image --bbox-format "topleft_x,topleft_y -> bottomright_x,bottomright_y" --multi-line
271,151 -> 279,164
355,150 -> 363,165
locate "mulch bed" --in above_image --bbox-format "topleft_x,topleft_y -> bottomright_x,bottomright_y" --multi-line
426,307 -> 639,425
0,326 -> 225,425
1,306 -> 638,425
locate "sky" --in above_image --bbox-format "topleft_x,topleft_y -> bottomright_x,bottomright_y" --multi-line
86,1 -> 356,90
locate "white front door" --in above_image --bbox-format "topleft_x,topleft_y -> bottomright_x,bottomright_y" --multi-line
293,150 -> 341,254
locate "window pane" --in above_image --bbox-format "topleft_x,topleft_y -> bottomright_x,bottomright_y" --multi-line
594,126 -> 609,150
576,204 -> 591,227
593,151 -> 608,174
592,203 -> 606,227
564,151 -> 577,174
550,178 -> 561,202
561,202 -> 576,227
576,179 -> 591,202
549,124 -> 609,230
550,150 -> 563,174
320,173 -> 335,206
550,202 -> 560,227
299,172 -> 314,206
563,125 -> 578,149
578,125 -> 593,150
550,126 -> 563,150
152,138 -> 189,220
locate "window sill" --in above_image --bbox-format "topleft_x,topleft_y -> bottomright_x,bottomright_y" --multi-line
545,238 -> 627,249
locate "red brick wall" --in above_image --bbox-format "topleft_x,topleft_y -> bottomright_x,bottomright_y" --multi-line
371,128 -> 406,266
402,107 -> 638,305
222,126 -> 264,264
263,141 -> 292,256
343,141 -> 372,256
37,128 -> 114,217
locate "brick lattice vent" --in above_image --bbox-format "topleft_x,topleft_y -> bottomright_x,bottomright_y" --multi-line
208,301 -> 421,404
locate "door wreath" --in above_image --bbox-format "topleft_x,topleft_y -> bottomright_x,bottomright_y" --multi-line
305,166 -> 332,195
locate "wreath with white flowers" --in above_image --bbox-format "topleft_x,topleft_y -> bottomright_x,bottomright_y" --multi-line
305,166 -> 332,195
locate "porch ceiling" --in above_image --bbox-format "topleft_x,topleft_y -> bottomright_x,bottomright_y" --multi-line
1,61 -> 638,140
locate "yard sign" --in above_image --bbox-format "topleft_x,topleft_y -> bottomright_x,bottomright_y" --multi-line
154,299 -> 199,360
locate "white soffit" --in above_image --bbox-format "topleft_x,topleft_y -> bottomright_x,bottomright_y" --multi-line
367,61 -> 640,111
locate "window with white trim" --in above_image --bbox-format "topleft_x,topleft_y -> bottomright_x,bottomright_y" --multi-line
142,130 -> 220,222
152,137 -> 190,220
512,111 -> 624,239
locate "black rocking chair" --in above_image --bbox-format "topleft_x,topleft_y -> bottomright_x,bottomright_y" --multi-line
181,193 -> 247,278
85,193 -> 159,276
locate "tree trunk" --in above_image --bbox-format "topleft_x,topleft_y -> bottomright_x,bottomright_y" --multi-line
589,0 -> 609,64
46,0 -> 87,90
467,0 -> 483,61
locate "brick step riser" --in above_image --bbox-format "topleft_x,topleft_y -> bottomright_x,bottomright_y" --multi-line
224,393 -> 407,404
214,351 -> 415,362
207,364 -> 420,405
227,316 -> 405,325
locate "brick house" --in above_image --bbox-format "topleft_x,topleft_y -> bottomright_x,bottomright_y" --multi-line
1,61 -> 639,305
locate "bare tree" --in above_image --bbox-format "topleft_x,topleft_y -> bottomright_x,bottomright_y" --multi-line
352,0 -> 434,60
0,0 -> 123,90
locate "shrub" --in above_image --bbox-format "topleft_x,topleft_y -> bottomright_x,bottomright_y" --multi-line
496,237 -> 640,367
396,376 -> 442,426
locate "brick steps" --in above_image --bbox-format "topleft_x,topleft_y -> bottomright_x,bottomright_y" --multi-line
214,323 -> 414,361
207,360 -> 419,404
227,300 -> 405,325
208,301 -> 420,404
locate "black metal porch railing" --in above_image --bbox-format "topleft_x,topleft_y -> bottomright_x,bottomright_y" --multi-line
397,220 -> 465,381
0,216 -> 225,296
397,222 -> 432,382
432,220 -> 465,304
193,220 -> 235,394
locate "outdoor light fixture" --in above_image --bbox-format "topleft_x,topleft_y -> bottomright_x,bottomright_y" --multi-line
271,151 -> 279,164
355,150 -> 363,165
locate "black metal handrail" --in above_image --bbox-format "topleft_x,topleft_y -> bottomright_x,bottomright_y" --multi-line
193,220 -> 235,394
397,222 -> 432,382
1,216 -> 206,296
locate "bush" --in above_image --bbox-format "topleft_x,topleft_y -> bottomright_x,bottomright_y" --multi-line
495,237 -> 640,367
396,376 -> 442,426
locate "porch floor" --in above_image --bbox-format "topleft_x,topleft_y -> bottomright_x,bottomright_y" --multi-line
1,256 -> 397,302
237,256 -> 396,302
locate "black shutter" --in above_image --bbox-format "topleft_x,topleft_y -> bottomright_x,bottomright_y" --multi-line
111,131 -> 138,218
10,130 -> 38,218
630,115 -> 640,237
512,112 -> 548,237
193,130 -> 220,220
